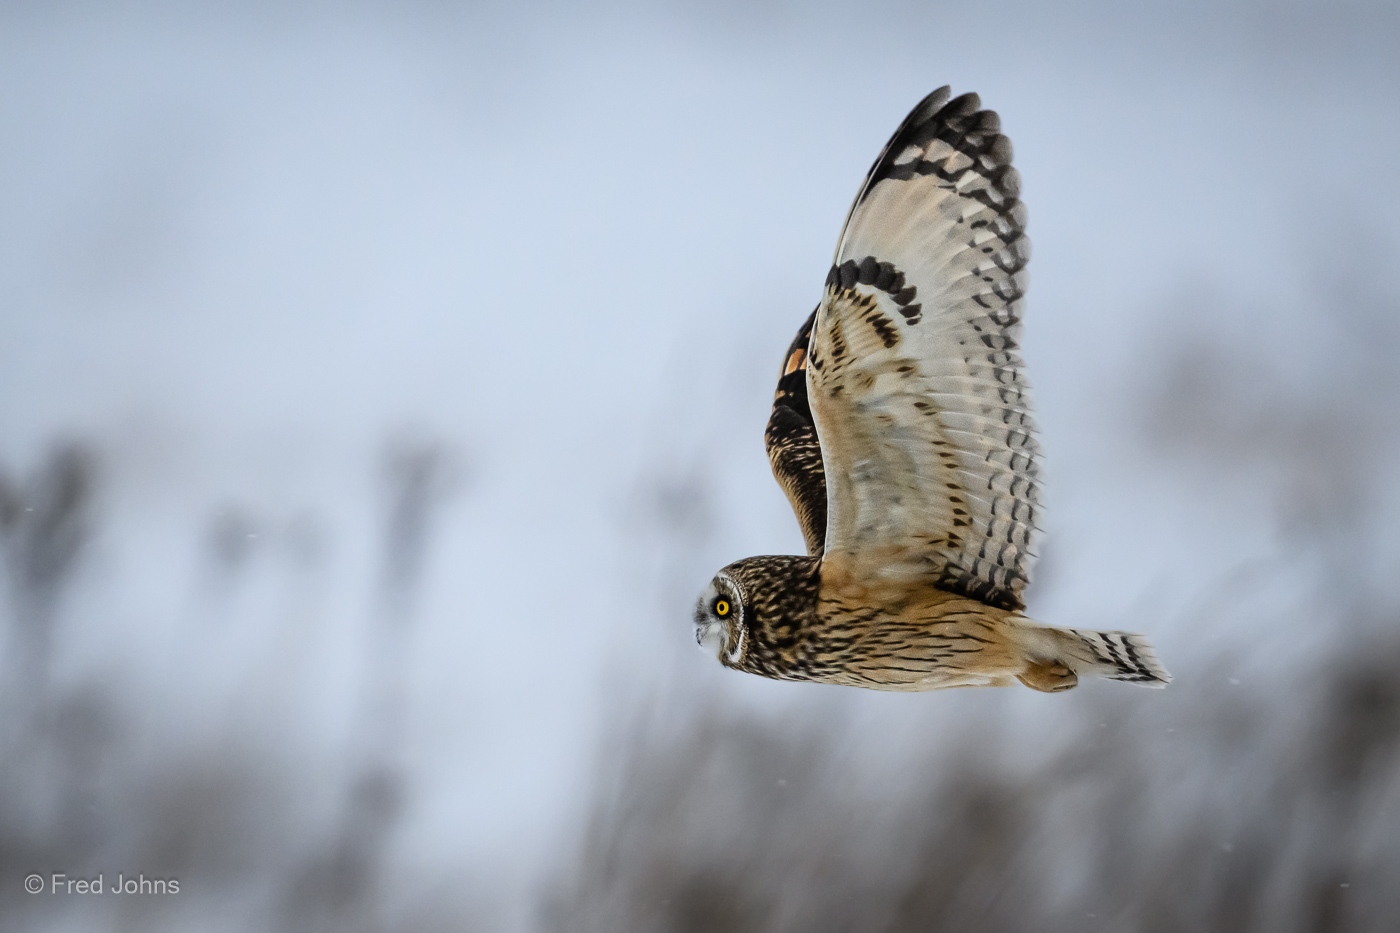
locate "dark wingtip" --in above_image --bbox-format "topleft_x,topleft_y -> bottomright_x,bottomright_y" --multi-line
834,84 -> 1020,264
852,86 -> 1007,206
885,87 -> 956,154
909,86 -> 952,124
941,91 -> 981,120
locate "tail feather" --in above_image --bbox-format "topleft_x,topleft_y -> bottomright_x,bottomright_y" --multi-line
1015,622 -> 1171,688
1065,628 -> 1172,686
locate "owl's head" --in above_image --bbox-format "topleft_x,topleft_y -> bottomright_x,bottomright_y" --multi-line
695,556 -> 821,674
694,570 -> 748,667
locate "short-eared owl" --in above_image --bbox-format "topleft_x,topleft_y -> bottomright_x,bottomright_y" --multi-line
695,87 -> 1169,692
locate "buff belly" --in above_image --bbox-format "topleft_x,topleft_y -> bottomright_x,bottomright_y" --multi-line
805,589 -> 1032,691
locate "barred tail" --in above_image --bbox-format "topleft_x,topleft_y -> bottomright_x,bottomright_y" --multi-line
1013,621 -> 1172,689
1064,628 -> 1171,686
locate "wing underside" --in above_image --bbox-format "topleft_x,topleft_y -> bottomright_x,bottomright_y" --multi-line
809,88 -> 1042,610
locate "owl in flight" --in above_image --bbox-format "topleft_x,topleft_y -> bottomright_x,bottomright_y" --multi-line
695,87 -> 1169,692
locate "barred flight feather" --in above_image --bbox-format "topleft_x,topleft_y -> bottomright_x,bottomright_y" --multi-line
811,87 -> 1040,611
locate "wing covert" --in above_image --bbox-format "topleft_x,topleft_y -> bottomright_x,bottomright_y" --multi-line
809,88 -> 1041,610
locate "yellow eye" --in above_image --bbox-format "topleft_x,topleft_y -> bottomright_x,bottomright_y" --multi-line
715,599 -> 730,617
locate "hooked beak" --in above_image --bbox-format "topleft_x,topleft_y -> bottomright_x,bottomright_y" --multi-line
695,602 -> 725,658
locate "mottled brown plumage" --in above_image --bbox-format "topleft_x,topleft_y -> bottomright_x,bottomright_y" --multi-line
764,308 -> 826,557
697,87 -> 1170,692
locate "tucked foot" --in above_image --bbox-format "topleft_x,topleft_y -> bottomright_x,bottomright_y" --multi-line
1017,660 -> 1079,693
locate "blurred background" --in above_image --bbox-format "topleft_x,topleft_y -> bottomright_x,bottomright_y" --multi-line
2,1 -> 1399,930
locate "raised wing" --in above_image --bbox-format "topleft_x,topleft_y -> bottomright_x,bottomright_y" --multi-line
809,87 -> 1040,610
765,309 -> 826,556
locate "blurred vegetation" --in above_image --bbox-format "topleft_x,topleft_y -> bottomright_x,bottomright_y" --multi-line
0,437 -> 478,933
548,628 -> 1400,933
2,277 -> 1398,932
